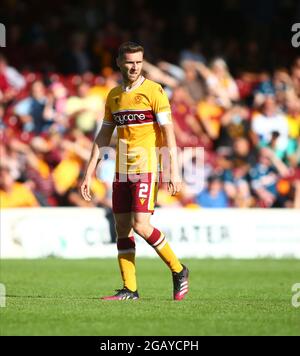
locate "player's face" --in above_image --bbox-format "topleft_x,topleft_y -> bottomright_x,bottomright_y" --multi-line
118,51 -> 143,84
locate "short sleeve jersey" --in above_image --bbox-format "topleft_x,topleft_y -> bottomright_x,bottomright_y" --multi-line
103,77 -> 172,174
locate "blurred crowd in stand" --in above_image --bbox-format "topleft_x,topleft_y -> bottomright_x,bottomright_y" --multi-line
0,0 -> 299,209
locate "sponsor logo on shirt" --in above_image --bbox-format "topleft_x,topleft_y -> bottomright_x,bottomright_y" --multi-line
113,112 -> 146,125
113,110 -> 155,125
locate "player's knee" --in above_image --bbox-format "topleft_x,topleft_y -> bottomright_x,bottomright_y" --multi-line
132,221 -> 147,237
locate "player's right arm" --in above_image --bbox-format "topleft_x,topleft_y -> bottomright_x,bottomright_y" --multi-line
81,124 -> 115,201
81,92 -> 116,201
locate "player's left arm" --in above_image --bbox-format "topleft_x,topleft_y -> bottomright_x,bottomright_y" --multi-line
153,84 -> 181,196
160,123 -> 182,196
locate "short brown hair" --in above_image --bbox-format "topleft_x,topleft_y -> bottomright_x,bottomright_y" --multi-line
118,41 -> 144,59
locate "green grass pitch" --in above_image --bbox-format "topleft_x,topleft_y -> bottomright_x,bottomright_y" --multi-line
1,258 -> 299,336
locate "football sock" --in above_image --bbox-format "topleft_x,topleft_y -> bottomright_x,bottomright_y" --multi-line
146,228 -> 183,273
117,236 -> 137,292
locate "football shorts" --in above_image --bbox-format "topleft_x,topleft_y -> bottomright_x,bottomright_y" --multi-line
112,172 -> 160,214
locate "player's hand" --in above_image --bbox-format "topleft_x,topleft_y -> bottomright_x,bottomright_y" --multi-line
80,176 -> 92,201
168,178 -> 182,196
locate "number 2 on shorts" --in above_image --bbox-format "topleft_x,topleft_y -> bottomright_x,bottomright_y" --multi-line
139,183 -> 148,198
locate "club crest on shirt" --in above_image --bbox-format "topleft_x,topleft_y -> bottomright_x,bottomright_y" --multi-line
134,95 -> 142,104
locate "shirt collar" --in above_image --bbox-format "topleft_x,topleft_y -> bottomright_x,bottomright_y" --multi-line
122,76 -> 145,93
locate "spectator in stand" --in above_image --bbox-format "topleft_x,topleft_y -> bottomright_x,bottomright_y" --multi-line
45,82 -> 69,133
14,80 -> 53,134
8,137 -> 56,206
217,137 -> 257,207
0,54 -> 26,104
170,85 -> 207,148
179,147 -> 209,202
260,131 -> 287,161
253,71 -> 275,107
215,104 -> 251,156
286,97 -> 300,158
287,135 -> 300,208
228,137 -> 258,168
250,147 -> 290,207
223,160 -> 254,208
196,175 -> 229,208
43,130 -> 64,169
273,69 -> 294,109
155,59 -> 207,101
194,58 -> 240,108
294,169 -> 300,209
52,130 -> 91,204
252,95 -> 289,154
291,57 -> 300,98
142,60 -> 179,95
0,104 -> 4,132
65,82 -> 104,134
88,67 -> 119,104
0,165 -> 39,208
196,94 -> 223,144
180,60 -> 207,102
1,139 -> 26,182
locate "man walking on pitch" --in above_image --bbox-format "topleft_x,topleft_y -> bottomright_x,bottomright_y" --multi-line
80,42 -> 189,301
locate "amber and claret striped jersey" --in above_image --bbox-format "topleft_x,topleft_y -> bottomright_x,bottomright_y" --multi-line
103,76 -> 172,174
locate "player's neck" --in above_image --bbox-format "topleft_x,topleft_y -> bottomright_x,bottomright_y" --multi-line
122,75 -> 144,92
